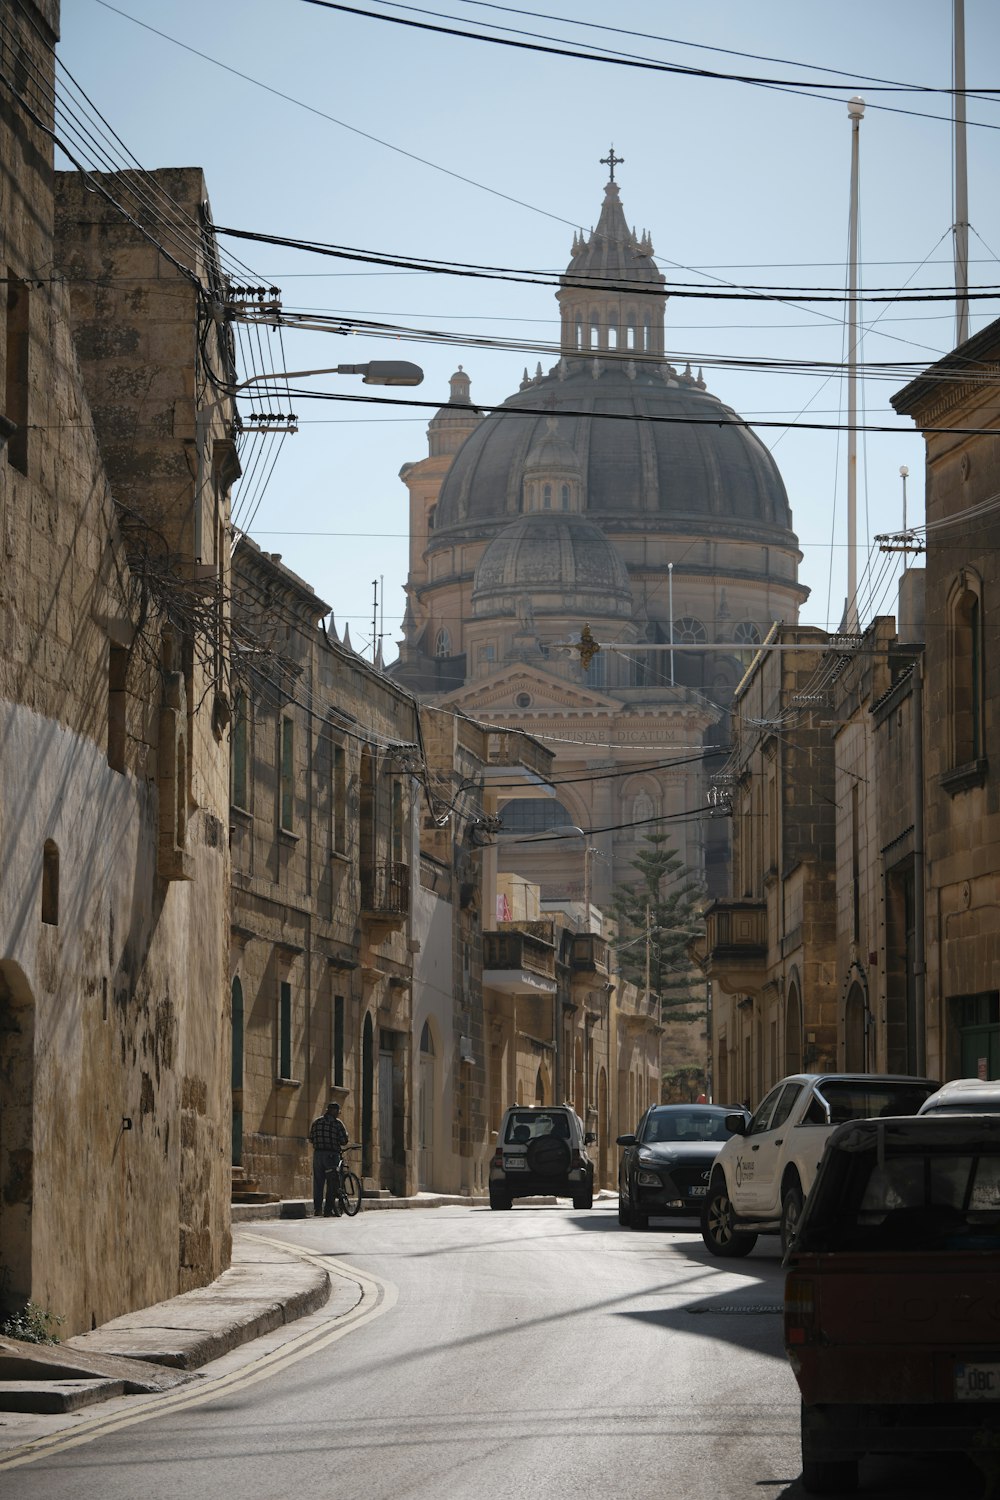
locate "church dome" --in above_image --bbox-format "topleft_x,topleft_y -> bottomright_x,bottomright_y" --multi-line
431,359 -> 794,540
472,512 -> 633,620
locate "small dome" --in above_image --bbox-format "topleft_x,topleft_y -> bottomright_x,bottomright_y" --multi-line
472,513 -> 632,620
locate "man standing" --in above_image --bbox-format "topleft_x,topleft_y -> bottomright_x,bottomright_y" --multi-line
309,1100 -> 349,1217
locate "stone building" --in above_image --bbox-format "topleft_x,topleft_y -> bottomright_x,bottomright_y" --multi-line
1,0 -> 234,1333
892,318 -> 1000,1079
694,625 -> 839,1104
230,538 -> 423,1200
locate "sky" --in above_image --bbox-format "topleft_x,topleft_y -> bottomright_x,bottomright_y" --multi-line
56,0 -> 1000,662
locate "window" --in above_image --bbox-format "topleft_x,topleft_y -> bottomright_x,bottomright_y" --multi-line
231,689 -> 248,809
279,981 -> 292,1079
560,484 -> 570,510
951,577 -> 984,767
542,483 -> 552,510
733,621 -> 761,651
391,778 -> 404,863
434,628 -> 451,658
673,616 -> 707,645
41,840 -> 59,925
575,317 -> 583,349
5,273 -> 29,474
280,717 -> 295,831
626,318 -> 636,350
333,743 -> 347,854
333,994 -> 345,1087
499,798 -> 574,835
108,645 -> 127,772
608,317 -> 618,349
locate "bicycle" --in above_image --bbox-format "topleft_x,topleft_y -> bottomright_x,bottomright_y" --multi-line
325,1145 -> 363,1217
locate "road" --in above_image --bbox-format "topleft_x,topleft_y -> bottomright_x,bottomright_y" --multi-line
1,1204 -> 983,1499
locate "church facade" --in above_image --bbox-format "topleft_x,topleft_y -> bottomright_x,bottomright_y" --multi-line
394,167 -> 807,925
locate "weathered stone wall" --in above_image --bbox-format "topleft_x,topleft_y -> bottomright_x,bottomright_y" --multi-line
0,3 -> 232,1331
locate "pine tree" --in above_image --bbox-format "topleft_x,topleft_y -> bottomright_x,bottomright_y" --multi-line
610,832 -> 705,1021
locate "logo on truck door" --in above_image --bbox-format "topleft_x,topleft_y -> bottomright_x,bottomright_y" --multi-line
735,1155 -> 754,1188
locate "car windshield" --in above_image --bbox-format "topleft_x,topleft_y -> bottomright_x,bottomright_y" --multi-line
503,1112 -> 571,1144
798,1136 -> 1000,1252
639,1110 -> 736,1144
813,1079 -> 937,1125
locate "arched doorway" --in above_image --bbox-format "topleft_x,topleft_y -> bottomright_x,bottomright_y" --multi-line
597,1067 -> 609,1188
361,1012 -> 374,1178
417,1020 -> 436,1190
0,963 -> 35,1307
231,977 -> 244,1168
844,982 -> 866,1071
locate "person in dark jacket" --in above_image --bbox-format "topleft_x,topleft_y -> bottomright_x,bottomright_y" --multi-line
309,1101 -> 349,1217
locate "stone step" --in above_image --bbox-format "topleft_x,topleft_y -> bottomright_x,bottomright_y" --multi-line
0,1377 -> 126,1413
231,1190 -> 280,1205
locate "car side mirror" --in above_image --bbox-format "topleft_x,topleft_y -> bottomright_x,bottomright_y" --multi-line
616,1133 -> 637,1147
724,1113 -> 748,1135
584,1131 -> 596,1145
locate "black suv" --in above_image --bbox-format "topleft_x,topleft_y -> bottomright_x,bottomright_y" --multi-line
489,1105 -> 595,1210
617,1103 -> 750,1230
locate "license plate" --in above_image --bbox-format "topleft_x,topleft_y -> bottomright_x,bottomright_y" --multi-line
503,1157 -> 527,1170
687,1185 -> 708,1198
955,1364 -> 1000,1400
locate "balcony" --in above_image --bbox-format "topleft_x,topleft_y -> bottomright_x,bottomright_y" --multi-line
694,899 -> 768,997
485,731 -> 555,781
483,929 -> 557,995
361,861 -> 410,923
569,933 -> 609,974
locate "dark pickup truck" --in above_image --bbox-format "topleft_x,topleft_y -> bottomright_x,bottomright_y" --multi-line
784,1115 -> 1000,1495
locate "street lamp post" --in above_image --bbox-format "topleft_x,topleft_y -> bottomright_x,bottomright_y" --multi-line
233,360 -> 424,393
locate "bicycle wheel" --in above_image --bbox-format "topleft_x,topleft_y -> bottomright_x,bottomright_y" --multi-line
340,1170 -> 363,1216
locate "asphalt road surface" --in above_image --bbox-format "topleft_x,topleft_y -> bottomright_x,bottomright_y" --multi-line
2,1204 -> 987,1499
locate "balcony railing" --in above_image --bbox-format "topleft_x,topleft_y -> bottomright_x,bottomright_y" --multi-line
361,861 -> 409,918
695,899 -> 768,998
570,933 -> 609,974
483,929 -> 556,987
486,730 -> 554,780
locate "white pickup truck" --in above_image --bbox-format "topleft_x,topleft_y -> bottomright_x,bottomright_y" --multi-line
701,1072 -> 938,1256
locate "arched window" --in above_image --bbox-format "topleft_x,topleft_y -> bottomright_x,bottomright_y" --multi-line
41,839 -> 59,925
542,483 -> 552,510
643,313 -> 652,351
426,504 -> 436,532
498,798 -> 574,835
560,484 -> 570,511
575,316 -> 583,349
434,628 -> 451,658
608,317 -> 618,349
951,575 -> 983,767
420,1019 -> 434,1056
626,318 -> 636,350
673,616 -> 707,645
733,621 -> 761,649
589,311 -> 600,348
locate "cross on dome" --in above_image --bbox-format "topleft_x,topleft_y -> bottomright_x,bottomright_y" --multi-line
600,146 -> 624,182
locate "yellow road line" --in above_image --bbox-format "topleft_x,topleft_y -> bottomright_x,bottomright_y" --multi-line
0,1240 -> 398,1472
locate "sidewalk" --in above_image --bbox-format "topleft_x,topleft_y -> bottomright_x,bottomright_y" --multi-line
0,1191 -> 489,1416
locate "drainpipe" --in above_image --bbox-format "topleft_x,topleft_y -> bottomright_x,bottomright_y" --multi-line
912,658 -> 927,1074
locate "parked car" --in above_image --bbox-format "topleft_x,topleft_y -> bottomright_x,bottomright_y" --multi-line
701,1073 -> 939,1257
616,1103 -> 750,1230
918,1077 -> 1000,1114
489,1105 -> 595,1210
785,1114 -> 1000,1494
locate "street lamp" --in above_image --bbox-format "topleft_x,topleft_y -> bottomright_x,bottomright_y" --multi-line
233,360 -> 423,392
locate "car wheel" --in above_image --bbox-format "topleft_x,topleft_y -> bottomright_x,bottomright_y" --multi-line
801,1459 -> 858,1495
780,1179 -> 804,1255
489,1184 -> 512,1211
617,1192 -> 629,1226
701,1175 -> 757,1257
631,1207 -> 649,1231
573,1185 -> 594,1210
